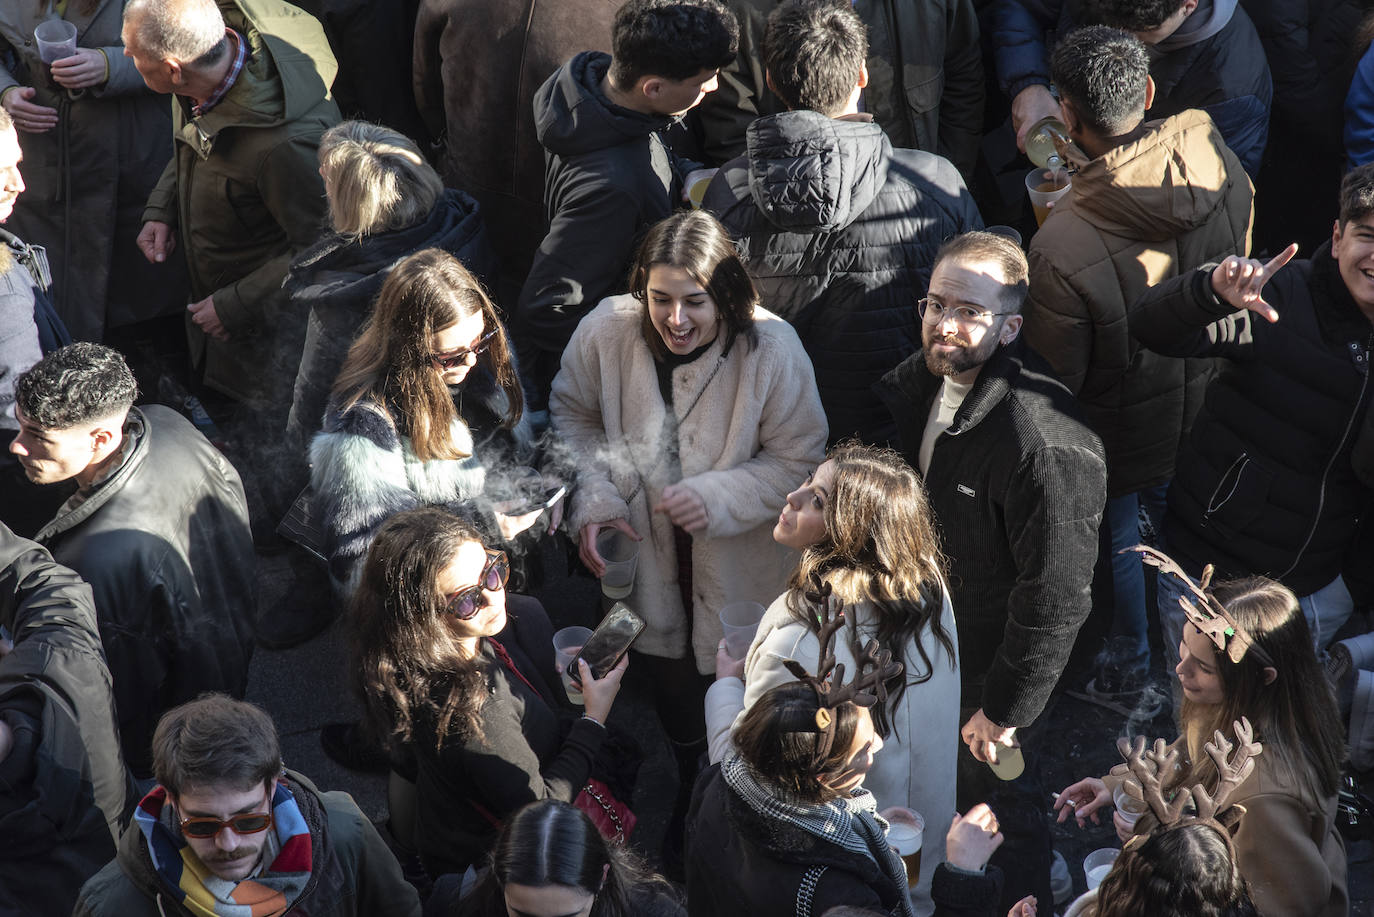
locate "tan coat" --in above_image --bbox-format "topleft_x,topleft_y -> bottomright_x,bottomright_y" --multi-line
1024,110 -> 1253,496
550,296 -> 827,671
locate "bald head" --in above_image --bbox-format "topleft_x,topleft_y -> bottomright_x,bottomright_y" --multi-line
123,0 -> 226,65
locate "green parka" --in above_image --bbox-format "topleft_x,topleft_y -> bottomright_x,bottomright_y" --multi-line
142,0 -> 339,402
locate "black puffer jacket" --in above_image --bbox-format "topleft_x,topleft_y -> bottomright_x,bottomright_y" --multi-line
705,111 -> 982,444
33,406 -> 257,777
685,763 -> 1002,917
875,340 -> 1106,728
1129,244 -> 1374,596
283,188 -> 498,453
518,50 -> 685,399
0,526 -> 135,917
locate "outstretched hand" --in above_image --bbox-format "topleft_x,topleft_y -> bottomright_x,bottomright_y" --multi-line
1209,243 -> 1298,323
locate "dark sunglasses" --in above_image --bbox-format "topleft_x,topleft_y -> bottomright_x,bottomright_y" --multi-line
444,549 -> 510,619
431,329 -> 498,370
179,793 -> 274,839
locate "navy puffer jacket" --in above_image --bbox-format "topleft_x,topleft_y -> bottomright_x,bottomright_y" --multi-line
704,111 -> 981,444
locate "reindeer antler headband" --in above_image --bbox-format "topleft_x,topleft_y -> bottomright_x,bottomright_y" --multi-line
1130,545 -> 1272,667
778,577 -> 904,763
1113,717 -> 1262,847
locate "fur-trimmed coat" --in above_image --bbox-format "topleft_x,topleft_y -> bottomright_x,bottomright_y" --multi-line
550,295 -> 827,672
309,364 -> 534,594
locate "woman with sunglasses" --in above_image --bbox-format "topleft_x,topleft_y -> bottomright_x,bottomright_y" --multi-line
1053,560 -> 1347,917
351,506 -> 628,880
311,246 -> 550,599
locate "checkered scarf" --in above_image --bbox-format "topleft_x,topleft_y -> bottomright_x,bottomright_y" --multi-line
722,753 -> 916,917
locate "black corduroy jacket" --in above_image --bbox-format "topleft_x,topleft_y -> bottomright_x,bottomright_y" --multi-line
875,339 -> 1106,727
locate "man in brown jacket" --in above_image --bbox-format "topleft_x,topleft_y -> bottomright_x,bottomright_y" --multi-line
1022,25 -> 1253,700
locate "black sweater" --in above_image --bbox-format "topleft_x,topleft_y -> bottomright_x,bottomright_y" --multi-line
875,340 -> 1106,727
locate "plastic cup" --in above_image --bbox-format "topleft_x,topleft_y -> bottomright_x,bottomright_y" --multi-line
1025,166 -> 1071,227
1083,847 -> 1119,890
1113,782 -> 1148,831
553,626 -> 593,705
596,530 -> 639,599
684,168 -> 717,210
35,20 -> 78,65
719,601 -> 765,659
884,808 -> 925,888
987,744 -> 1026,781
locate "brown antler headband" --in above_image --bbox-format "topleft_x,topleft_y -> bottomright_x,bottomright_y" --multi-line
1115,717 -> 1262,844
780,577 -> 904,762
1130,546 -> 1271,666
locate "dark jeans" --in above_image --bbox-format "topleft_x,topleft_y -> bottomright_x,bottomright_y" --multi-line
628,649 -> 712,746
956,702 -> 1055,915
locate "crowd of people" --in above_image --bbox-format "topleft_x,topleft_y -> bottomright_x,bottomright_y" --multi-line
0,0 -> 1372,915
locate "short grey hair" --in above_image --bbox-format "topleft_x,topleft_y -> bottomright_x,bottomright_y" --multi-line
124,0 -> 226,64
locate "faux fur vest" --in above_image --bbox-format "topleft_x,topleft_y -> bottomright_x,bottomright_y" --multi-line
309,367 -> 533,594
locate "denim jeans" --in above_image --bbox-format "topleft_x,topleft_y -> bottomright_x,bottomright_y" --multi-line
1104,485 -> 1169,672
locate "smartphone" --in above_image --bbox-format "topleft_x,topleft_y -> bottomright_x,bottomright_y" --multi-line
570,603 -> 645,686
507,485 -> 567,517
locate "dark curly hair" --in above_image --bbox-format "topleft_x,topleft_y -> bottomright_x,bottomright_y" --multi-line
1050,26 -> 1150,136
14,342 -> 138,429
610,0 -> 739,87
1095,823 -> 1257,917
1085,0 -> 1187,32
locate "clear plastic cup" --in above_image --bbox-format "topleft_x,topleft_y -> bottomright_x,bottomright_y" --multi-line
596,529 -> 639,599
35,20 -> 78,65
884,808 -> 925,888
553,626 -> 593,705
1113,782 -> 1148,831
1084,847 -> 1119,890
719,601 -> 765,659
1025,166 -> 1071,227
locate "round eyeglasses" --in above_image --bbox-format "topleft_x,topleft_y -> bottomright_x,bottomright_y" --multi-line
444,549 -> 510,619
917,297 -> 1011,327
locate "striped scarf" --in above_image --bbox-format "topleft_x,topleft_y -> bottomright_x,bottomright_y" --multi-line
722,753 -> 916,917
134,782 -> 312,917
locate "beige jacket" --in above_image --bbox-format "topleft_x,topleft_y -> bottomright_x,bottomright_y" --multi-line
551,295 -> 827,671
1024,109 -> 1253,496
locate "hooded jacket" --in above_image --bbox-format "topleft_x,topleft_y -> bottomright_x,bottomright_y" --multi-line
142,0 -> 340,402
283,188 -> 498,452
72,771 -> 422,917
1129,244 -> 1374,597
875,341 -> 1106,727
990,0 -> 1271,176
34,406 -> 257,777
695,0 -> 985,177
0,0 -> 186,341
0,526 -> 135,917
705,110 -> 982,444
1024,110 -> 1253,497
0,242 -> 41,433
518,51 -> 684,397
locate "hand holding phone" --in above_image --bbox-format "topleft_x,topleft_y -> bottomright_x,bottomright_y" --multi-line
571,603 -> 645,687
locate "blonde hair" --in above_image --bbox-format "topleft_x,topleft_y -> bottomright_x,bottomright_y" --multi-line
318,121 -> 443,237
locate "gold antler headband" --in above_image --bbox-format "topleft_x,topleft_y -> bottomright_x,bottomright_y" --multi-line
1130,546 -> 1272,666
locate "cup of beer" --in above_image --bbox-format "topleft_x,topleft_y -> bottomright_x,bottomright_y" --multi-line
1025,166 -> 1071,227
552,626 -> 594,705
884,807 -> 925,888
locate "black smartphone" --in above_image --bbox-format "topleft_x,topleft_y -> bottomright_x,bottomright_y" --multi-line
507,485 -> 567,517
570,603 -> 645,686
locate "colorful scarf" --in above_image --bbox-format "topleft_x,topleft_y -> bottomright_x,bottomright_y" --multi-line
134,782 -> 312,917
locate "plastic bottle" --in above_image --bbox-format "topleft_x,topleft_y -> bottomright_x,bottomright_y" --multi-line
1025,115 -> 1070,171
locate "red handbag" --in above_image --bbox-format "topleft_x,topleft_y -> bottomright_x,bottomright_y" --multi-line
574,777 -> 637,844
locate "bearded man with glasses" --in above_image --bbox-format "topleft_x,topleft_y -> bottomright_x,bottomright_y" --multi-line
74,694 -> 420,917
876,229 -> 1106,914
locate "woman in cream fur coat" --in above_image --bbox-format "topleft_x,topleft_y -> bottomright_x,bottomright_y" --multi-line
704,444 -> 960,917
550,211 -> 827,853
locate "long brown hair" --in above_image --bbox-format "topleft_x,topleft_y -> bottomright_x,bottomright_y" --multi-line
330,248 -> 522,461
350,507 -> 492,750
628,210 -> 759,360
733,681 -> 866,804
1093,823 -> 1256,917
785,443 -> 954,738
1179,577 -> 1345,804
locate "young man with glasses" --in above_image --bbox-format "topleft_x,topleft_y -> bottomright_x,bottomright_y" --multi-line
74,694 -> 421,916
876,230 -> 1106,915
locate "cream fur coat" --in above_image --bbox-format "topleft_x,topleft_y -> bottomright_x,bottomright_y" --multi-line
551,295 -> 827,671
